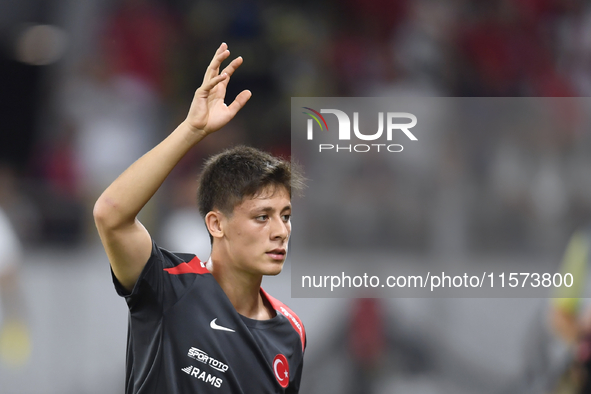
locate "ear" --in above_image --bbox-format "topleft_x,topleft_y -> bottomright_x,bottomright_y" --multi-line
205,211 -> 225,240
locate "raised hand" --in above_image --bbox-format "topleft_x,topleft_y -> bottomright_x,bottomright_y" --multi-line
184,43 -> 252,136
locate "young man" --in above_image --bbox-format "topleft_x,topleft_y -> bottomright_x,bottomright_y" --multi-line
94,43 -> 306,393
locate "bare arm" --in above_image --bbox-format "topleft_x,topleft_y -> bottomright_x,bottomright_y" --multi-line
93,43 -> 251,291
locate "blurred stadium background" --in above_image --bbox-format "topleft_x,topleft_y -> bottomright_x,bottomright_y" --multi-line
2,0 -> 591,393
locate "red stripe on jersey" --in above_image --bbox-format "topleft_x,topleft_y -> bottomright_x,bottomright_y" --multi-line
163,256 -> 209,275
261,288 -> 306,352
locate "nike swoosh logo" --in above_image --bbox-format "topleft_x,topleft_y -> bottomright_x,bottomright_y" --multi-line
210,318 -> 235,332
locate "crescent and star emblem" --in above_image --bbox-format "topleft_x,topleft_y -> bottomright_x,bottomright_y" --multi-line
272,354 -> 289,388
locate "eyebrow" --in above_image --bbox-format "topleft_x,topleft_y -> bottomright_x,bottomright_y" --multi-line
254,205 -> 292,213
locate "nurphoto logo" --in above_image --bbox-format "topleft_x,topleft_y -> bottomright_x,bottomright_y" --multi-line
302,107 -> 417,153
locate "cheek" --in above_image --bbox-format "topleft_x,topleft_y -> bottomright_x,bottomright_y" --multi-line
233,222 -> 264,244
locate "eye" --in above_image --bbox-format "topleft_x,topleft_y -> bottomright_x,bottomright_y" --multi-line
255,215 -> 268,222
282,214 -> 291,222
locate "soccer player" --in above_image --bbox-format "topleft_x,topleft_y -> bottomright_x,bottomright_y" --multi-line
93,43 -> 306,393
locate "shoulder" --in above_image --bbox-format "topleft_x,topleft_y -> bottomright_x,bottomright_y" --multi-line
114,242 -> 211,300
261,288 -> 306,352
161,248 -> 209,276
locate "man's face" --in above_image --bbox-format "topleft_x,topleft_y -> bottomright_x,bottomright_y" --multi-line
219,186 -> 291,276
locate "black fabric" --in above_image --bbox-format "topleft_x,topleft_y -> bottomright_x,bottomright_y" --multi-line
112,241 -> 305,393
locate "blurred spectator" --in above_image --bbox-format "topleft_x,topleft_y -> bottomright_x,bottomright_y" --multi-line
0,206 -> 30,369
0,165 -> 41,244
62,55 -> 160,199
523,223 -> 591,393
160,171 -> 211,260
303,298 -> 434,393
390,0 -> 459,93
347,298 -> 387,394
101,0 -> 178,96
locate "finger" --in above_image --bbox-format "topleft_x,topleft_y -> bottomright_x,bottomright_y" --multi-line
200,73 -> 228,93
227,89 -> 252,116
220,56 -> 243,79
204,47 -> 231,83
215,42 -> 227,55
209,42 -> 227,65
204,49 -> 230,81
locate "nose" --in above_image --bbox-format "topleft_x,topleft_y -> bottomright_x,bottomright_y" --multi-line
270,215 -> 289,241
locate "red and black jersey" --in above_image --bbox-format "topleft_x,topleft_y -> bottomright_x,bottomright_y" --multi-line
112,241 -> 306,394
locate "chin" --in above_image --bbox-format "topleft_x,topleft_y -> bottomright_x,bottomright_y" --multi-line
261,263 -> 284,276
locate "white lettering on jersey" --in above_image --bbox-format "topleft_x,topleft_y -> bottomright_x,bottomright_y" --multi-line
188,347 -> 229,373
279,306 -> 303,337
181,365 -> 224,389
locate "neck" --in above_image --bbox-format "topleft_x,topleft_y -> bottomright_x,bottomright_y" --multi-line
206,256 -> 274,320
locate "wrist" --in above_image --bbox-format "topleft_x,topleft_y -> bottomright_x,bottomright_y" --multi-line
178,121 -> 208,145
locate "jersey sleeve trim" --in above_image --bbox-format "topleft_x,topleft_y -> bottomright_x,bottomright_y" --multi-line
261,288 -> 306,352
163,256 -> 209,275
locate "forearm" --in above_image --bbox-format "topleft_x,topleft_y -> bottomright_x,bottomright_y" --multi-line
94,121 -> 205,229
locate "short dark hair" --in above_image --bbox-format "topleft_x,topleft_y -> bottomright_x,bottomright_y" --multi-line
197,145 -> 305,220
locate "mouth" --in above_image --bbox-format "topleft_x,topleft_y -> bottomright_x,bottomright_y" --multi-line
266,248 -> 286,260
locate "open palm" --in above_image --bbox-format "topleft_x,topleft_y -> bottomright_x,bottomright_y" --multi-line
185,43 -> 252,135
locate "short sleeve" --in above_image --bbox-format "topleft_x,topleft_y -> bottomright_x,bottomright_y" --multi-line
111,240 -> 198,315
